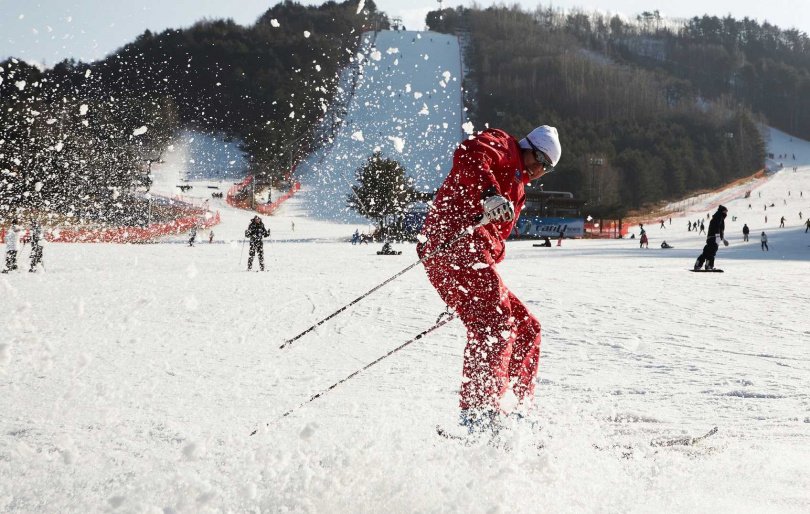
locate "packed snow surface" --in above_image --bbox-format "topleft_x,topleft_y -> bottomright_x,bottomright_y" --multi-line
2,45 -> 810,514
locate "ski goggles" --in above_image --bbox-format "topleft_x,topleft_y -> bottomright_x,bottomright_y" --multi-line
525,138 -> 555,172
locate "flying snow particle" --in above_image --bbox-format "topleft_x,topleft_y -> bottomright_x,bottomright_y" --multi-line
299,422 -> 319,440
439,80 -> 446,88
424,54 -> 429,60
167,145 -> 174,151
34,181 -> 43,192
15,81 -> 26,91
388,136 -> 405,153
370,50 -> 382,61
462,121 -> 474,135
443,71 -> 451,82
386,47 -> 399,54
405,84 -> 411,93
418,104 -> 429,115
132,125 -> 148,136
414,92 -> 423,99
351,131 -> 364,142
18,14 -> 24,20
79,104 -> 88,115
46,118 -> 56,125
289,111 -> 295,119
85,69 -> 91,78
304,31 -> 311,38
182,441 -> 205,460
270,19 -> 280,27
356,0 -> 365,14
356,52 -> 365,63
315,64 -> 321,72
54,142 -> 64,152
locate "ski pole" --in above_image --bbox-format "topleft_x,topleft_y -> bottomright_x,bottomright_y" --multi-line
251,312 -> 457,435
280,218 -> 483,349
239,240 -> 246,266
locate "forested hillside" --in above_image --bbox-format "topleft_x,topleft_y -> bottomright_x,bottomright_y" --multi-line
1,0 -> 382,223
429,6 -> 767,215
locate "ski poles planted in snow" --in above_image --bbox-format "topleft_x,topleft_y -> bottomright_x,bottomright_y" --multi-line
250,312 -> 457,435
279,218 -> 484,349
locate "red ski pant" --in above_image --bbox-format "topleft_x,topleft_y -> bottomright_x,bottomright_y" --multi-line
422,241 -> 541,412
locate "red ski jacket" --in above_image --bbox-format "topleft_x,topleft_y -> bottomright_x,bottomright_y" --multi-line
420,129 -> 529,263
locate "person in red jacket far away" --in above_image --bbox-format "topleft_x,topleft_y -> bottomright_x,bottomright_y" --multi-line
418,125 -> 561,435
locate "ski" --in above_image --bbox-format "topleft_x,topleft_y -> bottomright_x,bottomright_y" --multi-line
689,269 -> 724,273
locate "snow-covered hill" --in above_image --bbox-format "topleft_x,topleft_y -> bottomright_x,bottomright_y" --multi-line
289,30 -> 465,222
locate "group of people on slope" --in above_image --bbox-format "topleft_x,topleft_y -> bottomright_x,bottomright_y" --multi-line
2,219 -> 44,274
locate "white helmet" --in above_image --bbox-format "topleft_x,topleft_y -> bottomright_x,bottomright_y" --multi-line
519,125 -> 562,169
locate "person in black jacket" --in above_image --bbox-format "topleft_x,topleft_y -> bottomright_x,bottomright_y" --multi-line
694,205 -> 729,270
742,223 -> 750,242
245,216 -> 269,271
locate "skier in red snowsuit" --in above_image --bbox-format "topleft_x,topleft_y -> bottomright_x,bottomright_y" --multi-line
418,126 -> 562,431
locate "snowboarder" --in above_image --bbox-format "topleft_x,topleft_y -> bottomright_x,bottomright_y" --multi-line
418,124 -> 561,433
694,205 -> 729,271
245,216 -> 269,271
660,241 -> 673,249
28,221 -> 43,272
761,232 -> 769,251
188,224 -> 197,247
742,224 -> 750,242
2,220 -> 22,273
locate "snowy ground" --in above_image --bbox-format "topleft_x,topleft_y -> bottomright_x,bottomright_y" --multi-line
3,34 -> 810,514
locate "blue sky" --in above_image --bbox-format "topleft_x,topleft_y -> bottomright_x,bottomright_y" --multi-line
1,0 -> 807,67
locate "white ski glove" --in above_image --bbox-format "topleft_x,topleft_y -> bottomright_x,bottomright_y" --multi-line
482,195 -> 515,224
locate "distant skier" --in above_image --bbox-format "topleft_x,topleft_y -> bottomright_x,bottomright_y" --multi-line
351,229 -> 360,245
188,224 -> 197,247
28,221 -> 43,272
2,220 -> 22,273
761,231 -> 769,251
418,124 -> 561,434
699,221 -> 705,234
694,205 -> 729,271
557,228 -> 565,246
779,216 -> 785,228
661,241 -> 673,249
245,216 -> 269,271
687,221 -> 692,231
209,230 -> 214,244
639,224 -> 648,248
742,223 -> 750,242
659,219 -> 665,229
806,219 -> 810,232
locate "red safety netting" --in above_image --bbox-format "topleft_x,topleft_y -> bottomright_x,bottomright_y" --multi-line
226,174 -> 301,215
2,211 -> 220,244
583,220 -> 629,239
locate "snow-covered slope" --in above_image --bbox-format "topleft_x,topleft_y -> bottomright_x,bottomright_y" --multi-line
3,41 -> 810,511
289,30 -> 464,222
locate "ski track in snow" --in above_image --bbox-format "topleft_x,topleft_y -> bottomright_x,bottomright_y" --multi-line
2,35 -> 810,513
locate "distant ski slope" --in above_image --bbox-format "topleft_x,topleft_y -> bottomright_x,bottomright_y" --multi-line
291,30 -> 465,222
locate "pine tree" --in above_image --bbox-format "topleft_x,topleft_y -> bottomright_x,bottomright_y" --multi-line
348,152 -> 419,235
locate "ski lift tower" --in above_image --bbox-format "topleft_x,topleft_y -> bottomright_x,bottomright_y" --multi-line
391,17 -> 403,31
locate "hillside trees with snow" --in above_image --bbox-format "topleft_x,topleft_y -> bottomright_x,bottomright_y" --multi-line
428,5 -> 766,212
